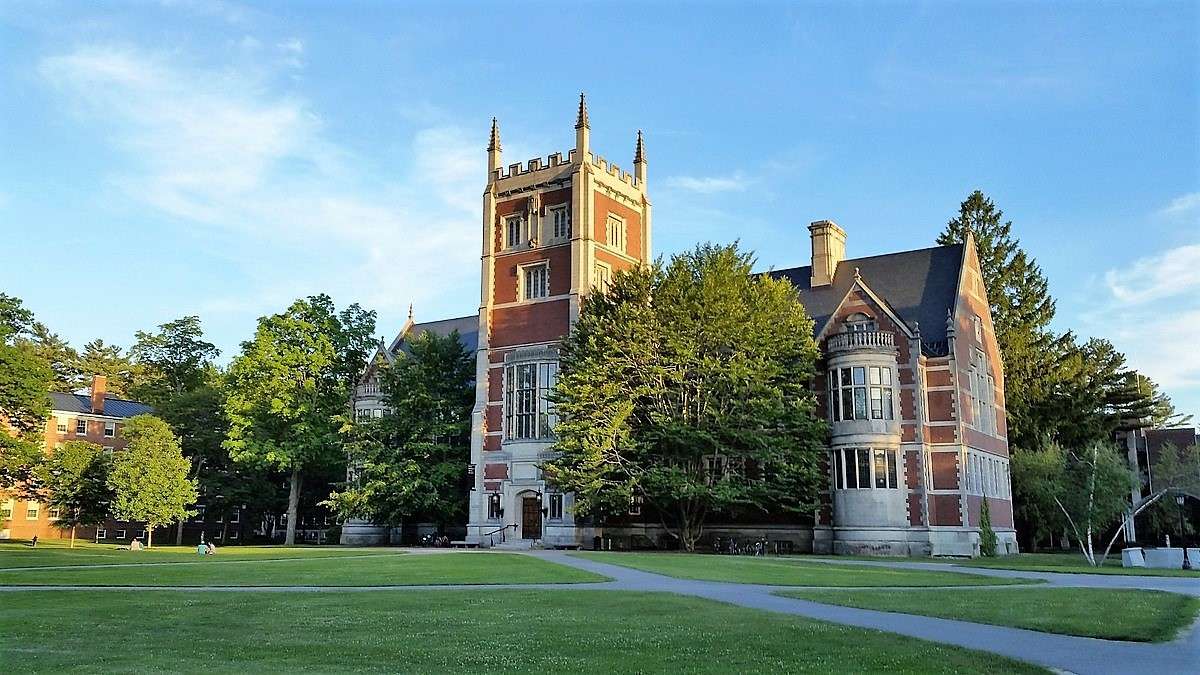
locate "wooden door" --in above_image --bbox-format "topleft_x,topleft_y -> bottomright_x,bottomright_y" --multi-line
521,496 -> 542,540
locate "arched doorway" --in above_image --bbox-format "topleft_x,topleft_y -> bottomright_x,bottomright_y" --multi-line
520,492 -> 542,540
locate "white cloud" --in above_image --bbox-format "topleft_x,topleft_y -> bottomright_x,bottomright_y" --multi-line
1156,192 -> 1200,221
39,44 -> 482,322
664,173 -> 750,194
1104,244 -> 1200,305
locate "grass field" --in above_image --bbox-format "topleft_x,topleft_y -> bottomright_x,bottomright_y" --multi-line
781,587 -> 1200,642
0,548 -> 604,586
808,551 -> 1200,578
0,590 -> 1046,673
574,552 -> 1037,587
0,540 -> 397,568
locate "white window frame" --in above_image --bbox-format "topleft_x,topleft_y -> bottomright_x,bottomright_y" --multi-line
828,366 -> 893,422
605,213 -> 625,251
75,419 -> 88,435
519,262 -> 550,301
230,530 -> 239,540
116,529 -> 127,540
1,499 -> 13,520
104,421 -> 116,438
96,528 -> 107,539
504,361 -> 558,441
56,417 -> 68,434
628,495 -> 643,516
833,447 -> 899,490
25,503 -> 40,520
548,204 -> 570,240
48,507 -> 61,520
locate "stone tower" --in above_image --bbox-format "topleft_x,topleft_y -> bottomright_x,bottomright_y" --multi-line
466,95 -> 651,547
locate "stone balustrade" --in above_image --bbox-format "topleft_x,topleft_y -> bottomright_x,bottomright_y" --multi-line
825,330 -> 896,354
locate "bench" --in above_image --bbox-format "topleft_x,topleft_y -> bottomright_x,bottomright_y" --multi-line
450,540 -> 479,549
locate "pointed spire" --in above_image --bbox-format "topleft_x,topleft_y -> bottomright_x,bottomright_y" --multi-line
408,303 -> 414,321
575,92 -> 589,129
487,117 -> 501,152
634,130 -> 645,164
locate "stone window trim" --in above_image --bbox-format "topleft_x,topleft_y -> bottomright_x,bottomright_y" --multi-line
844,312 -> 877,332
547,203 -> 571,241
548,493 -> 564,520
832,447 -> 900,490
593,261 -> 613,294
518,261 -> 550,301
503,355 -> 558,442
605,212 -> 626,252
965,450 -> 1010,499
504,214 -> 526,250
487,492 -> 503,520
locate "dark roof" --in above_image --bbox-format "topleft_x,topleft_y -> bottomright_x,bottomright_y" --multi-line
767,244 -> 965,348
1145,428 -> 1199,463
49,392 -> 154,419
392,314 -> 479,355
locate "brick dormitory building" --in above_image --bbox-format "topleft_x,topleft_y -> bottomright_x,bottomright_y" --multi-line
344,97 -> 1017,557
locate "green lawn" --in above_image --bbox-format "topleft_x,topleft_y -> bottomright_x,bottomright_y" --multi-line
0,540 -> 398,568
0,590 -> 1046,673
0,550 -> 604,586
573,552 -> 1037,587
955,552 -> 1200,578
780,587 -> 1200,642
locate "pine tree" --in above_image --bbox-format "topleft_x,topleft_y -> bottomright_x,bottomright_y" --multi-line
979,495 -> 998,557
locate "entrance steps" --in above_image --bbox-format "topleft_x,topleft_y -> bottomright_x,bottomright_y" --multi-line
490,540 -> 538,551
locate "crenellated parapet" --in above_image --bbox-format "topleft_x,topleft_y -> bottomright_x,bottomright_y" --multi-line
591,156 -> 639,188
492,150 -> 578,183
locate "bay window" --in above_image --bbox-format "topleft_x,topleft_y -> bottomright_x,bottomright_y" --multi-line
505,361 -> 558,440
833,447 -> 899,490
828,365 -> 894,422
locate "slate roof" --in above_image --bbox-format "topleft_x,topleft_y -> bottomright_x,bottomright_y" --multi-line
389,314 -> 480,356
49,392 -> 154,419
767,243 -> 965,351
1145,427 -> 1200,463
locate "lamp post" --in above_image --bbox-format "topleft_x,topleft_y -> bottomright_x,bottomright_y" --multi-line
1177,494 -> 1191,571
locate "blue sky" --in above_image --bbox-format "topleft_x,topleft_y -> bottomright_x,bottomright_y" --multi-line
1,1 -> 1197,421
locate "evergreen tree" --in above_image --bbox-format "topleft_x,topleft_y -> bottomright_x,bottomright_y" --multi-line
107,415 -> 197,547
544,244 -> 827,551
128,316 -> 220,406
74,339 -> 137,396
979,495 -> 998,557
326,330 -> 473,530
22,322 -> 81,391
225,295 -> 375,545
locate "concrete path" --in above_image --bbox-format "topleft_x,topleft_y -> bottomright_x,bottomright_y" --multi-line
1,549 -> 1196,674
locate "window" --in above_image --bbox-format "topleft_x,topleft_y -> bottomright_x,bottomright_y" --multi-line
703,455 -> 727,484
116,529 -> 127,540
594,263 -> 612,293
76,419 -> 88,435
104,421 -> 116,438
505,215 -> 524,248
969,349 -> 996,436
522,263 -> 549,300
1,500 -> 13,520
605,214 -> 625,251
48,508 -> 61,520
372,408 -> 384,419
833,448 -> 898,490
487,493 -> 502,520
548,493 -> 564,520
973,315 -> 983,342
138,530 -> 147,539
56,418 -> 67,434
26,503 -> 40,520
356,409 -> 370,422
230,509 -> 240,524
628,495 -> 643,516
96,528 -> 107,539
829,366 -> 894,422
504,361 -> 558,440
845,312 -> 876,332
230,531 -> 239,540
550,205 -> 570,239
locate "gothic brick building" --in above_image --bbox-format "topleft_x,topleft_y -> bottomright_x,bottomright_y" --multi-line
348,98 -> 1016,556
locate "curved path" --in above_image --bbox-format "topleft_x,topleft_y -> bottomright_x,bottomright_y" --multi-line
2,550 -> 1196,674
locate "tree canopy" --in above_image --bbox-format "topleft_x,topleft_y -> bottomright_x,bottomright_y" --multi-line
107,415 -> 197,547
35,440 -> 113,547
544,243 -> 827,551
128,316 -> 220,406
224,294 -> 375,545
327,330 -> 474,530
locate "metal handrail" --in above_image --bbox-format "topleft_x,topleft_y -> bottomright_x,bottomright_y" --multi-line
484,523 -> 517,546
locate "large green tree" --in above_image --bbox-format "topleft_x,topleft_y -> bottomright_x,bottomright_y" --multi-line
544,244 -> 827,551
74,339 -> 137,396
128,316 -> 220,406
224,295 -> 375,545
0,294 -> 53,493
35,440 -> 113,547
326,330 -> 473,531
107,415 -> 197,547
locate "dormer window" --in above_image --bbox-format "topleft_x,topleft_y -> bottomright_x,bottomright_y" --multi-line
845,312 -> 876,332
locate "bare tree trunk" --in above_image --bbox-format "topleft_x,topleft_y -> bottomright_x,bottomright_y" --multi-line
286,466 -> 302,546
147,526 -> 154,548
175,520 -> 184,546
70,526 -> 76,549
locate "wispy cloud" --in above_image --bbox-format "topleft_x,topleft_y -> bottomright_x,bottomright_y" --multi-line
1156,192 -> 1200,221
38,44 -> 481,323
664,173 -> 750,194
1089,243 -> 1200,393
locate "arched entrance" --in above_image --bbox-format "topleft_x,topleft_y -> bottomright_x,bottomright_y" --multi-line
519,492 -> 542,540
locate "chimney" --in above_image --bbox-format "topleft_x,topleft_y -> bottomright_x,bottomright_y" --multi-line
90,375 -> 107,415
808,219 -> 847,288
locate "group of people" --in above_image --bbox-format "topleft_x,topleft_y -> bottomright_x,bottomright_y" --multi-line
196,541 -> 218,555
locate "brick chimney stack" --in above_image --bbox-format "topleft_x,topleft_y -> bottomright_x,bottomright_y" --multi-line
90,375 -> 107,415
809,219 -> 847,288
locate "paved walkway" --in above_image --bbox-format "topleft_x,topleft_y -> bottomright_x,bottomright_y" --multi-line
2,550 -> 1197,674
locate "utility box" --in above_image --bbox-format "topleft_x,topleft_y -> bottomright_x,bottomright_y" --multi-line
1121,547 -> 1145,567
